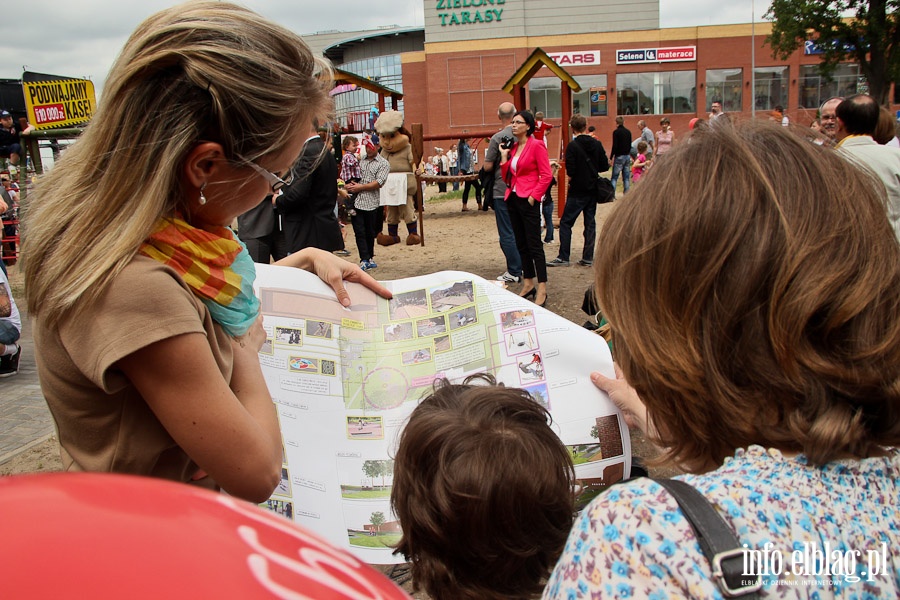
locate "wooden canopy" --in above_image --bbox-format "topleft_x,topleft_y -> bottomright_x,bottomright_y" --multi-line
333,68 -> 403,113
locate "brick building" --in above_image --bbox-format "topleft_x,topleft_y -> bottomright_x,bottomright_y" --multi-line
303,1 -> 895,155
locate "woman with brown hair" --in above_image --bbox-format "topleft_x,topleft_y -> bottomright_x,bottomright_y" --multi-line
544,122 -> 900,598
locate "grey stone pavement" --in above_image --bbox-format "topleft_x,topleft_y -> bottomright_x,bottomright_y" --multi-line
0,306 -> 56,464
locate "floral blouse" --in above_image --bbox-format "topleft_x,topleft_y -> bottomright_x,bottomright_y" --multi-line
543,445 -> 900,599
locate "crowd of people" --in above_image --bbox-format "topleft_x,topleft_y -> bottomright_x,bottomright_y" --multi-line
7,1 -> 900,598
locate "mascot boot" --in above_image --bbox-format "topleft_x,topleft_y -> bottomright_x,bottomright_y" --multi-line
377,224 -> 401,246
405,222 -> 421,246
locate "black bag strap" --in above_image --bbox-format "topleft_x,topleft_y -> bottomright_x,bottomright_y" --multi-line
569,137 -> 601,182
654,478 -> 761,599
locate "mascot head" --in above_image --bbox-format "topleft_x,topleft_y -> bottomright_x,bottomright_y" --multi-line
374,110 -> 410,154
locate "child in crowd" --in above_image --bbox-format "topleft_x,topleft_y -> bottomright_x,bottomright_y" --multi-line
533,111 -> 554,149
391,374 -> 574,600
631,140 -> 649,183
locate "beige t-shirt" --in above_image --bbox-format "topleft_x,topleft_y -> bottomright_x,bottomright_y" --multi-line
34,256 -> 233,483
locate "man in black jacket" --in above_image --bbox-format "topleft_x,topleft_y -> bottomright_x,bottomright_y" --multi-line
610,116 -> 632,195
548,115 -> 609,267
275,126 -> 343,254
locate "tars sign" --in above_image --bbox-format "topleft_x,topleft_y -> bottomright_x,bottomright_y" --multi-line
547,51 -> 601,67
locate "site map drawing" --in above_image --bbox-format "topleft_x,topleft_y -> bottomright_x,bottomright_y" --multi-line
252,265 -> 631,563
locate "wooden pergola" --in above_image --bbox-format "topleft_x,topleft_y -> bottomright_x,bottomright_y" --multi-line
501,48 -> 581,215
332,68 -> 403,117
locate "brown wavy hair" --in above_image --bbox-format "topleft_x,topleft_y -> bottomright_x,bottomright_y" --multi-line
596,121 -> 900,472
391,374 -> 575,600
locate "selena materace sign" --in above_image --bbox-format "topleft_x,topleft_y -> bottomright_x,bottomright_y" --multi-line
616,46 -> 696,64
23,76 -> 96,130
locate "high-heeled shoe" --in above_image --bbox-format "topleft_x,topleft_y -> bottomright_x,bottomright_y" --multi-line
536,294 -> 548,308
520,288 -> 536,300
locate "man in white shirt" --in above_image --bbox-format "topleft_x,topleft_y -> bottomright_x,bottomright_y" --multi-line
835,94 -> 900,243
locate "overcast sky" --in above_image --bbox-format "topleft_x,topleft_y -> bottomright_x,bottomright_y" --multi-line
4,0 -> 770,96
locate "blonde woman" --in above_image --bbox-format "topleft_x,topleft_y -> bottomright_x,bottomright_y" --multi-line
24,2 -> 390,502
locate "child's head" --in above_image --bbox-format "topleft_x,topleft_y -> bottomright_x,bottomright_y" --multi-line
391,374 -> 574,600
535,111 -> 545,120
637,140 -> 648,153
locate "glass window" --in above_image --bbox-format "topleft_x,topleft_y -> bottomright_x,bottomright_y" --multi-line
799,63 -> 863,108
706,68 -> 742,112
332,55 -> 405,130
528,77 -> 563,119
753,66 -> 788,111
616,71 -> 695,115
573,75 -> 609,117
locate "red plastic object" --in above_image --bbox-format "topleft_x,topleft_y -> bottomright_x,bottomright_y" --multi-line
0,473 -> 410,599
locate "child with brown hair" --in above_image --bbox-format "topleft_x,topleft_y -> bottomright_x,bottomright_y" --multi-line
391,374 -> 575,600
631,140 -> 649,182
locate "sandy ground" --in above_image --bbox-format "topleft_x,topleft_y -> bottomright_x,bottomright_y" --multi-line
2,187 -> 627,469
1,186 -> 668,596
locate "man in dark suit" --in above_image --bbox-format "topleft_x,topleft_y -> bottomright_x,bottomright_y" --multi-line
236,195 -> 287,264
275,126 -> 343,254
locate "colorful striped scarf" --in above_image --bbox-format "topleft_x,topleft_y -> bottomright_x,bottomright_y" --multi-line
139,215 -> 259,337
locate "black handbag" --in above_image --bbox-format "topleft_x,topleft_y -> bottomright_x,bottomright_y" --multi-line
596,176 -> 615,204
478,166 -> 495,211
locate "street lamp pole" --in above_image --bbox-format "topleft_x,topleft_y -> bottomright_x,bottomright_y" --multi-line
751,0 -> 756,118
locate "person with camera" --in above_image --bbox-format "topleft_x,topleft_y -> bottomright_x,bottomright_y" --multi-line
483,102 -> 523,284
499,110 -> 553,307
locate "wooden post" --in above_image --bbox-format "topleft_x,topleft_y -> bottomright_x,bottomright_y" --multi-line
512,84 -> 527,110
558,83 -> 573,218
411,123 -> 425,246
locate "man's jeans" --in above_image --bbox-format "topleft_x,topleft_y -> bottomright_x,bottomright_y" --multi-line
493,196 -> 522,277
611,155 -> 631,194
450,166 -> 459,191
557,195 -> 597,262
0,320 -> 20,345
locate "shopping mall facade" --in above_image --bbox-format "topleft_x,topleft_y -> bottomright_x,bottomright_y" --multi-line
303,0 -> 893,150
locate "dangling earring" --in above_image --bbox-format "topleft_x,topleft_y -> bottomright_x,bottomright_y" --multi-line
199,182 -> 208,205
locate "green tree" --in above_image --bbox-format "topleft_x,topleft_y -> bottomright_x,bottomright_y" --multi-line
380,459 -> 394,489
369,511 -> 386,534
765,0 -> 900,104
362,460 -> 381,488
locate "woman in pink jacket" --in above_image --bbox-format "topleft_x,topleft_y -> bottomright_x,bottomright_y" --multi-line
500,110 -> 553,307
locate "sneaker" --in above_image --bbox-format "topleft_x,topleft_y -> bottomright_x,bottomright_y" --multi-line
366,259 -> 378,270
577,259 -> 593,267
497,271 -> 521,283
359,260 -> 371,271
334,249 -> 351,256
0,345 -> 20,378
547,258 -> 570,267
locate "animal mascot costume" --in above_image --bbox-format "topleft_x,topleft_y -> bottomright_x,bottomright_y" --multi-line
374,111 -> 421,246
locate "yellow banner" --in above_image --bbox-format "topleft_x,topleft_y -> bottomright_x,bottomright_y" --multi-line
24,78 -> 96,129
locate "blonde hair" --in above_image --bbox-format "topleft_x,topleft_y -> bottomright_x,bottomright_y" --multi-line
24,1 -> 332,324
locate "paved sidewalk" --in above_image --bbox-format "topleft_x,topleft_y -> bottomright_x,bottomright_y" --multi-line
0,306 -> 56,464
